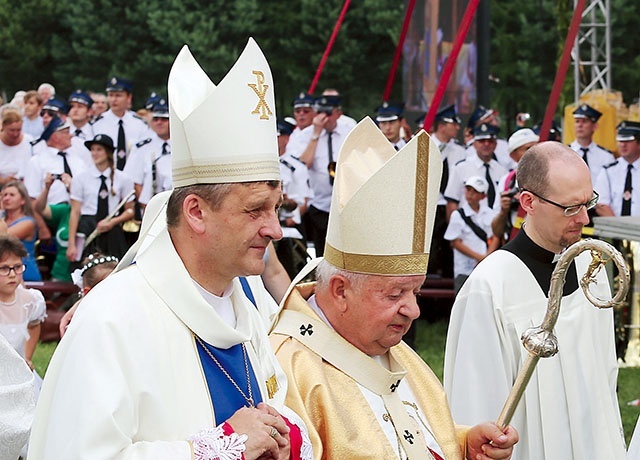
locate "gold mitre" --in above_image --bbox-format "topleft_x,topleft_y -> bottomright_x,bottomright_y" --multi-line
323,117 -> 442,276
168,38 -> 280,187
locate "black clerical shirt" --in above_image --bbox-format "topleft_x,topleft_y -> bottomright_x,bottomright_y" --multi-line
501,227 -> 578,297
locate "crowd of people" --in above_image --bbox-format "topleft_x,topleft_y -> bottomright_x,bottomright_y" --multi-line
0,35 -> 639,460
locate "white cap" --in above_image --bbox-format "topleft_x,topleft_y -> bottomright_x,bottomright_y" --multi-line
464,175 -> 489,194
168,38 -> 280,187
324,117 -> 442,276
508,128 -> 539,154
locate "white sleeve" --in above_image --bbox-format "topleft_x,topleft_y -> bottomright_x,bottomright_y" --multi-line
23,157 -> 44,199
0,334 -> 34,460
443,211 -> 463,241
443,267 -> 517,426
443,163 -> 463,203
594,167 -> 612,206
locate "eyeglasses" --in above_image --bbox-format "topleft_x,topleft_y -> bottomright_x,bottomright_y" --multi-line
521,188 -> 599,217
0,264 -> 26,276
40,109 -> 58,117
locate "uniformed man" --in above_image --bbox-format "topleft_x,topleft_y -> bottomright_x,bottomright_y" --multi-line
292,92 -> 315,131
321,88 -> 356,131
445,123 -> 507,218
40,97 -> 67,126
31,98 -> 70,156
89,92 -> 108,120
24,117 -> 87,205
291,94 -> 350,257
276,118 -> 311,277
124,99 -> 172,208
91,77 -> 149,171
374,101 -> 406,150
465,105 -> 514,171
67,90 -> 94,141
595,121 -> 640,217
569,103 -> 615,185
428,104 -> 466,277
283,91 -> 315,158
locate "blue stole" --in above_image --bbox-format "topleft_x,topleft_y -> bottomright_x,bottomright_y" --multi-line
196,277 -> 264,423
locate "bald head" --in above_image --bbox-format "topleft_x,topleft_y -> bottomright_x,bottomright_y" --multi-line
517,141 -> 590,196
518,141 -> 593,253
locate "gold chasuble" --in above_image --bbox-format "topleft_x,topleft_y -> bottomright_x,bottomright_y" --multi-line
271,285 -> 468,459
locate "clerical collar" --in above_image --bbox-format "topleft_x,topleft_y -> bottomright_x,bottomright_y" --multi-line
192,279 -> 236,328
308,294 -> 334,330
501,227 -> 578,297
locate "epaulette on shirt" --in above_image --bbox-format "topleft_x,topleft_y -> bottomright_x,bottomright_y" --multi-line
279,158 -> 296,172
132,113 -> 144,121
603,160 -> 619,169
597,144 -> 613,154
89,115 -> 104,125
454,158 -> 467,166
136,138 -> 152,148
290,155 -> 306,166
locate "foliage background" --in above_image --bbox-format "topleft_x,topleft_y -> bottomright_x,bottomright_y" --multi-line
0,0 -> 638,130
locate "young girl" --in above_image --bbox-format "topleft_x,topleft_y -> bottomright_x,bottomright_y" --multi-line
60,252 -> 118,337
66,134 -> 135,262
0,235 -> 46,369
0,180 -> 42,281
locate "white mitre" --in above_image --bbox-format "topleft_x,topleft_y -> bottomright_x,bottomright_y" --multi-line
169,38 -> 280,186
323,117 -> 442,276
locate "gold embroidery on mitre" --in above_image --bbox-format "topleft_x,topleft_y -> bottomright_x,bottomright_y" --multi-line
172,160 -> 280,183
266,374 -> 279,399
324,244 -> 429,275
248,70 -> 273,120
412,135 -> 429,253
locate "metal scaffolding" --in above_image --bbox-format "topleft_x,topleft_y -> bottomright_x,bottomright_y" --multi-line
572,0 -> 611,101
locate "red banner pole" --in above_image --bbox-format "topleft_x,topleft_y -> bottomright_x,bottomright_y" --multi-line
538,0 -> 586,141
421,0 -> 480,132
308,0 -> 352,95
382,0 -> 418,102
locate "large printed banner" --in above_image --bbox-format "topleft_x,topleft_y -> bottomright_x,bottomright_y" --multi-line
403,0 -> 477,119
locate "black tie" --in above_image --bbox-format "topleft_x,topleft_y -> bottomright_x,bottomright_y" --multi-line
622,163 -> 633,216
484,163 -> 496,208
327,132 -> 335,185
439,143 -> 448,194
580,147 -> 589,166
153,142 -> 171,183
116,119 -> 126,170
57,151 -> 72,176
97,175 -> 109,221
74,129 -> 83,138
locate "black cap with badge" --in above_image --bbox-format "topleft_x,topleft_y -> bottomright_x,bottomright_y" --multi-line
106,77 -> 133,93
84,134 -> 115,152
616,121 -> 640,142
573,103 -> 602,123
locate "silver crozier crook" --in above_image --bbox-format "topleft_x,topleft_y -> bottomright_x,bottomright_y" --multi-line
496,238 -> 630,429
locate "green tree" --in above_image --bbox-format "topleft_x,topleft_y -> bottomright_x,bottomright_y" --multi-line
0,0 -> 66,97
489,0 -> 569,134
610,0 -> 640,103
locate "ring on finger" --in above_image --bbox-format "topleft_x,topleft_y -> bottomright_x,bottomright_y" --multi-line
270,427 -> 278,438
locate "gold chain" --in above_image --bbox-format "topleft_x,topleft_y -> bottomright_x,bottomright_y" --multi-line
195,335 -> 254,407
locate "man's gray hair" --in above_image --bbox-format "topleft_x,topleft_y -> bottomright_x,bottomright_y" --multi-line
316,259 -> 369,291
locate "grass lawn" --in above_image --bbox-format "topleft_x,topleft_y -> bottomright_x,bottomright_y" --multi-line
32,317 -> 640,444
